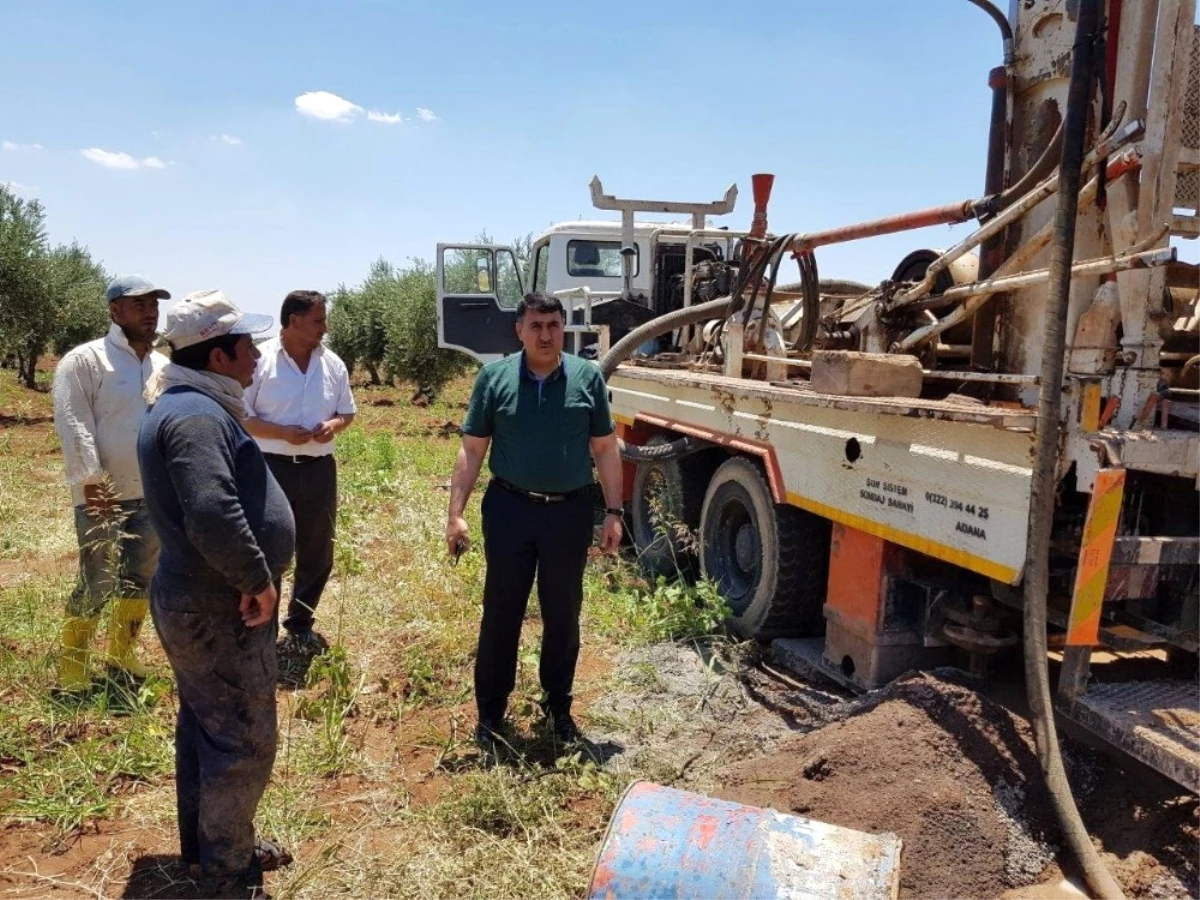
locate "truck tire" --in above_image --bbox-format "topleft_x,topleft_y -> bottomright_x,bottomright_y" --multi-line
631,436 -> 706,578
699,457 -> 831,640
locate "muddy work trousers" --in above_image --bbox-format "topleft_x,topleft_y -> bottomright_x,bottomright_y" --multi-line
265,453 -> 337,635
151,582 -> 278,883
474,481 -> 593,723
69,501 -> 160,617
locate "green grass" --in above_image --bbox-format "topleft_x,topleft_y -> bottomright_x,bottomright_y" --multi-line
0,372 -> 741,898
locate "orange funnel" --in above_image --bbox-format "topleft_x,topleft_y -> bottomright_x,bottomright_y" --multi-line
750,173 -> 775,238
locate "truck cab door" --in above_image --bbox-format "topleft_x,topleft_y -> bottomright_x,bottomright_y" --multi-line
437,243 -> 524,365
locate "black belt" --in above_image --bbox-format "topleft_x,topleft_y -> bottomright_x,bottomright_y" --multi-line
265,453 -> 327,465
492,477 -> 589,504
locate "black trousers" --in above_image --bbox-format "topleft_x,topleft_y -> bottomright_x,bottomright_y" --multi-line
151,582 -> 278,882
475,481 -> 594,722
265,454 -> 337,634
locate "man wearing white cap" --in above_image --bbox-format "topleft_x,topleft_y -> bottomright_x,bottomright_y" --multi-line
137,290 -> 295,894
52,274 -> 170,693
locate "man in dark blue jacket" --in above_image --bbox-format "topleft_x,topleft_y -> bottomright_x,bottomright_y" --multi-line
138,290 -> 295,895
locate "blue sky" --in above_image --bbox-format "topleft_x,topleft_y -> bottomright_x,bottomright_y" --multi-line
2,0 -> 1194,321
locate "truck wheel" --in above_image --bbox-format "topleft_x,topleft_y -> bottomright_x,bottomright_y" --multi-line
699,457 -> 831,640
631,436 -> 706,578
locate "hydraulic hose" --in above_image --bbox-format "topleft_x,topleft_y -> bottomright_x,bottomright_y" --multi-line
599,296 -> 734,462
602,255 -> 840,461
812,278 -> 872,296
965,0 -> 1015,65
995,123 -> 1065,215
1021,2 -> 1125,897
599,295 -> 734,381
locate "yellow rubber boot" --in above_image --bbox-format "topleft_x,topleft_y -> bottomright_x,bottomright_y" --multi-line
107,598 -> 153,680
58,616 -> 98,693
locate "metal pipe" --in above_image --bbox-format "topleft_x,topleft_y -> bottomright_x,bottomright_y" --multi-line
892,117 -> 1143,308
786,200 -> 977,254
1023,3 -> 1126,896
971,63 -> 1011,372
936,245 -> 1170,305
896,239 -> 1172,352
893,150 -> 1145,351
921,369 -> 1039,384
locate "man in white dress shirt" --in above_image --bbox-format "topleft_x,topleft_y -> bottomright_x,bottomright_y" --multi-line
244,290 -> 356,646
52,274 -> 171,693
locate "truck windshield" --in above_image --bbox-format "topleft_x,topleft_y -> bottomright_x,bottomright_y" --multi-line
567,240 -> 638,278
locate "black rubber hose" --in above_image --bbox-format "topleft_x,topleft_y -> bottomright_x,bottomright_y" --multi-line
619,435 -> 700,462
1022,2 -> 1125,897
599,295 -> 734,381
740,234 -> 791,330
598,296 -> 735,462
993,122 -> 1065,212
796,249 -> 821,351
965,0 -> 1015,65
815,278 -> 871,296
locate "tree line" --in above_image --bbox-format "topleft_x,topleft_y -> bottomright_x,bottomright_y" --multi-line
0,182 -> 529,398
0,184 -> 110,388
327,233 -> 530,398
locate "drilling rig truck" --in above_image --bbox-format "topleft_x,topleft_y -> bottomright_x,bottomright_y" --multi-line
436,0 -> 1199,797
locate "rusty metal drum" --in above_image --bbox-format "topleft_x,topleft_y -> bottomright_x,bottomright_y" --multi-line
587,781 -> 902,900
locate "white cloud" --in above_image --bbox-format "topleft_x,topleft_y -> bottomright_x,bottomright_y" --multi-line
219,133 -> 242,145
80,148 -> 168,170
2,140 -> 43,151
415,108 -> 439,122
295,91 -> 363,122
2,181 -> 36,195
367,110 -> 402,124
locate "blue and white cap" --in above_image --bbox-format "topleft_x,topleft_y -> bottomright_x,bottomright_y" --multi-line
106,274 -> 170,303
162,289 -> 273,350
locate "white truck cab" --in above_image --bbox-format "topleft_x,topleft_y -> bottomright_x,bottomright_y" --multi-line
437,180 -> 739,365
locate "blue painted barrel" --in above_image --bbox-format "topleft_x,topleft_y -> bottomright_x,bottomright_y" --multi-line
587,781 -> 901,900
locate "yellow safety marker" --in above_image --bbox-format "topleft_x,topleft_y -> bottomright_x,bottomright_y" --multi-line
1080,381 -> 1102,432
1066,468 -> 1126,646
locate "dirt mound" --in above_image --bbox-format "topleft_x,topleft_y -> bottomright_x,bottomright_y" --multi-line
715,672 -> 1195,897
716,670 -> 1197,900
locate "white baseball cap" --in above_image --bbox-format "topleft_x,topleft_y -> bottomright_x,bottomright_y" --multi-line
162,289 -> 274,350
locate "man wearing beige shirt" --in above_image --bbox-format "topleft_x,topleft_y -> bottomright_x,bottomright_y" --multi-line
52,274 -> 170,693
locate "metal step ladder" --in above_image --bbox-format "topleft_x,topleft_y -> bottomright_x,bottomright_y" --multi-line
1170,24 -> 1199,239
1058,677 -> 1199,791
1055,470 -> 1199,791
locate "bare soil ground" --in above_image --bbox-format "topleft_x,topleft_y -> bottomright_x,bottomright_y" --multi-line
718,670 -> 1198,900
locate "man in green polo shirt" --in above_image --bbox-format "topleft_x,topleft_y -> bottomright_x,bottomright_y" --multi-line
446,291 -> 623,749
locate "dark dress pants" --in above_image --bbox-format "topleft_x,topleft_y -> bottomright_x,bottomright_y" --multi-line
265,454 -> 336,634
474,482 -> 594,722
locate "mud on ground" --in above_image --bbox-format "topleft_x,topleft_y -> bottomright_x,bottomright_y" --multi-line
713,669 -> 1197,900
